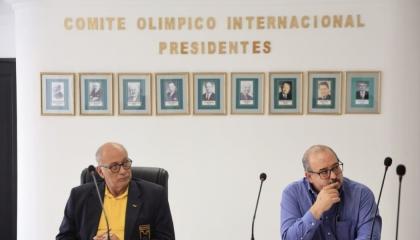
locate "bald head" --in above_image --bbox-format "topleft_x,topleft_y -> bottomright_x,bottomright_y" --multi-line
95,142 -> 128,164
302,145 -> 338,172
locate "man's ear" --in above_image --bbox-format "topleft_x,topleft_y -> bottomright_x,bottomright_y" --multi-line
96,166 -> 105,179
305,172 -> 312,182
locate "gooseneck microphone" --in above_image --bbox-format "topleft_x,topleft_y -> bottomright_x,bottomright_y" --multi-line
251,173 -> 267,240
395,164 -> 406,240
369,157 -> 392,240
88,165 -> 111,240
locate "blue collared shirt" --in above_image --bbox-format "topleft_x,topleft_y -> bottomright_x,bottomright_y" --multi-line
281,177 -> 381,240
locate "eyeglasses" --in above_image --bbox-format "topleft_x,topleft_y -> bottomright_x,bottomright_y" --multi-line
99,159 -> 133,173
308,160 -> 344,179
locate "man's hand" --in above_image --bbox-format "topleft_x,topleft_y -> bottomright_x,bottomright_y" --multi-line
310,182 -> 340,219
93,232 -> 120,240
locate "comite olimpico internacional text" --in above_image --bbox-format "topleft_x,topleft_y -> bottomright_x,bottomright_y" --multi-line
64,15 -> 365,31
63,14 -> 365,55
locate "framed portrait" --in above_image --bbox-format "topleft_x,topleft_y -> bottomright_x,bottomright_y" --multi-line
345,71 -> 381,114
118,73 -> 152,115
155,73 -> 189,115
231,72 -> 264,114
269,72 -> 303,114
41,72 -> 75,115
308,71 -> 342,114
193,72 -> 227,115
80,73 -> 113,115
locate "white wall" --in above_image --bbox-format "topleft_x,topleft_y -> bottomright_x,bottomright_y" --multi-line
13,0 -> 420,239
0,0 -> 15,57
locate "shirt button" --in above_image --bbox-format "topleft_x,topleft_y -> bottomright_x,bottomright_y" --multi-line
328,232 -> 331,235
311,222 -> 315,226
326,216 -> 329,220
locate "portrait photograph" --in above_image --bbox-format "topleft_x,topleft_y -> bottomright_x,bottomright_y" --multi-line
346,71 -> 381,114
269,72 -> 303,114
308,71 -> 342,114
231,72 -> 264,114
118,73 -> 152,115
80,73 -> 113,115
155,73 -> 189,115
41,72 -> 75,115
193,72 -> 226,115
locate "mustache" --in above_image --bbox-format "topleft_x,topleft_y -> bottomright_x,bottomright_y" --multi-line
329,178 -> 340,184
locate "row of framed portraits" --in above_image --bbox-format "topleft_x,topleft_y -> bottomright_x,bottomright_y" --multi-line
40,71 -> 381,115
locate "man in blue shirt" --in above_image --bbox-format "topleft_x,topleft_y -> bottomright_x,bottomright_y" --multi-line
281,145 -> 381,240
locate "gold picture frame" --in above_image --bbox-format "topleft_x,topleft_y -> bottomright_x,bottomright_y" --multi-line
307,71 -> 342,115
118,73 -> 153,115
79,73 -> 114,115
345,71 -> 381,114
193,72 -> 227,115
231,72 -> 265,114
40,72 -> 75,116
269,72 -> 303,115
155,72 -> 190,115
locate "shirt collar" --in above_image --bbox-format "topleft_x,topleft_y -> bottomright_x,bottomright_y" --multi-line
304,177 -> 318,196
105,185 -> 129,200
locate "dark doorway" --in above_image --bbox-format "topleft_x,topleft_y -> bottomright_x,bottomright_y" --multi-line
0,58 -> 17,240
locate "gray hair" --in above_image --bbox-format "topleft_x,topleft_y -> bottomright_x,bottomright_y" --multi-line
302,145 -> 339,171
95,142 -> 128,163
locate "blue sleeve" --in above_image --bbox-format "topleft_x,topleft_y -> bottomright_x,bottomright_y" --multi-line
280,186 -> 321,240
355,187 -> 382,240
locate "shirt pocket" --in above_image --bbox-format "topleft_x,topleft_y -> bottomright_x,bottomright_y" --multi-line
335,221 -> 353,240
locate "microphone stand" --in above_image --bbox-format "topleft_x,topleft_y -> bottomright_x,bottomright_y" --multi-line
90,168 -> 111,240
369,157 -> 392,240
251,173 -> 266,240
395,176 -> 402,240
369,168 -> 389,239
395,164 -> 406,240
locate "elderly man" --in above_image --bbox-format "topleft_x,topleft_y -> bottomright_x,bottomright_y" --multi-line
281,145 -> 381,240
240,82 -> 253,101
90,83 -> 102,102
279,82 -> 292,100
317,81 -> 331,100
57,142 -> 175,240
356,82 -> 370,100
165,82 -> 178,102
202,81 -> 216,101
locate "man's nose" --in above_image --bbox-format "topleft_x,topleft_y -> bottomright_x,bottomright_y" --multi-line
118,166 -> 129,174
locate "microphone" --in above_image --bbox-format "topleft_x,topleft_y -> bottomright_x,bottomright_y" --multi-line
251,173 -> 267,240
88,165 -> 111,240
369,157 -> 392,240
396,164 -> 406,180
395,164 -> 406,240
